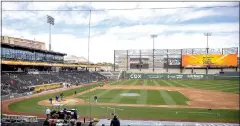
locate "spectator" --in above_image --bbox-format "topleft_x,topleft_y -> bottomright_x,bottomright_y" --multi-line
45,107 -> 51,119
110,115 -> 120,126
43,119 -> 50,126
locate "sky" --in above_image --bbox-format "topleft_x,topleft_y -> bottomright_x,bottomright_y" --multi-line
1,2 -> 239,63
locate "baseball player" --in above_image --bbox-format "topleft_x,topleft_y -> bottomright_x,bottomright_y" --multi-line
60,93 -> 64,100
49,98 -> 53,104
55,95 -> 59,102
94,95 -> 98,103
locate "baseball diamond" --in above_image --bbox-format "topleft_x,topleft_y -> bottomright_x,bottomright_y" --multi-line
2,79 -> 239,123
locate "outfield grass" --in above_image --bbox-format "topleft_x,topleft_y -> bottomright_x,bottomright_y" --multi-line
109,79 -> 239,94
7,80 -> 240,122
78,89 -> 189,105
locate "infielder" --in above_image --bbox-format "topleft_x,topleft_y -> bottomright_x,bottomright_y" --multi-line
55,95 -> 59,102
60,93 -> 64,100
49,98 -> 53,104
94,95 -> 98,103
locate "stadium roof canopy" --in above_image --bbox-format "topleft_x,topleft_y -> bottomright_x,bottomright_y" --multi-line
1,43 -> 67,56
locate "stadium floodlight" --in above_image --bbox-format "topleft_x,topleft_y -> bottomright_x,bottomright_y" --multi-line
150,34 -> 157,72
87,10 -> 92,122
150,34 -> 158,50
88,11 -> 92,65
204,33 -> 212,54
47,15 -> 55,51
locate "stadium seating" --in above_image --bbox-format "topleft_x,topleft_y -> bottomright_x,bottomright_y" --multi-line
193,69 -> 206,74
168,69 -> 181,73
223,68 -> 236,72
1,71 -> 107,96
207,69 -> 221,74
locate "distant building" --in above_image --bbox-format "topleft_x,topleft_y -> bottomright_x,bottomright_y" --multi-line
1,36 -> 46,50
99,65 -> 113,71
64,55 -> 89,64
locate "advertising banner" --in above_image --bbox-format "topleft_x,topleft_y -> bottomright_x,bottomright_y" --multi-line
182,54 -> 237,68
126,73 -> 213,80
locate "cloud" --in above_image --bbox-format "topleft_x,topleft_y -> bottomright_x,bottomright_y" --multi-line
103,23 -> 239,38
2,23 -> 239,63
2,2 -> 238,25
1,2 -> 239,63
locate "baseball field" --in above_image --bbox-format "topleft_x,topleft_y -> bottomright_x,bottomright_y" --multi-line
2,79 -> 239,123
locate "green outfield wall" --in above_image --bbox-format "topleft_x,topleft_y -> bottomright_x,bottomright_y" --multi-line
124,73 -> 213,79
121,71 -> 239,80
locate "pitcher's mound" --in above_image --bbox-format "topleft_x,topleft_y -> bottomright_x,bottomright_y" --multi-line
38,98 -> 85,106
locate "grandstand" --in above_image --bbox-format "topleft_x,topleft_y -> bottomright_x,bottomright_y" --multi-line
1,39 -> 106,97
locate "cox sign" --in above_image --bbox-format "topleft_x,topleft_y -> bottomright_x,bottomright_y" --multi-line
130,74 -> 142,79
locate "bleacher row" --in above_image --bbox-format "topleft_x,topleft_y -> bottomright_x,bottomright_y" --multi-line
1,71 -> 107,96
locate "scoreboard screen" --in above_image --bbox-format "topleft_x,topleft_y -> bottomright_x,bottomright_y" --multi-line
182,54 -> 237,68
130,58 -> 149,69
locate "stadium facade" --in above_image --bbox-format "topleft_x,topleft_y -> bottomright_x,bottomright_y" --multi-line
113,47 -> 239,74
1,36 -> 46,50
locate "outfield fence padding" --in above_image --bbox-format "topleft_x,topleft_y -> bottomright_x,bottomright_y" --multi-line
124,73 -> 213,79
122,72 -> 239,80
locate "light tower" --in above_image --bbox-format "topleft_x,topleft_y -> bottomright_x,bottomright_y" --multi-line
150,34 -> 158,72
47,15 -> 55,51
204,33 -> 212,54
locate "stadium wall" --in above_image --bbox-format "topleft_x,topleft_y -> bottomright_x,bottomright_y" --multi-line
223,68 -> 237,72
124,73 -> 213,79
168,68 -> 181,73
122,72 -> 239,80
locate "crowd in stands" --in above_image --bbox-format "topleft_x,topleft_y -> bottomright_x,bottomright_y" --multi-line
1,70 -> 107,96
